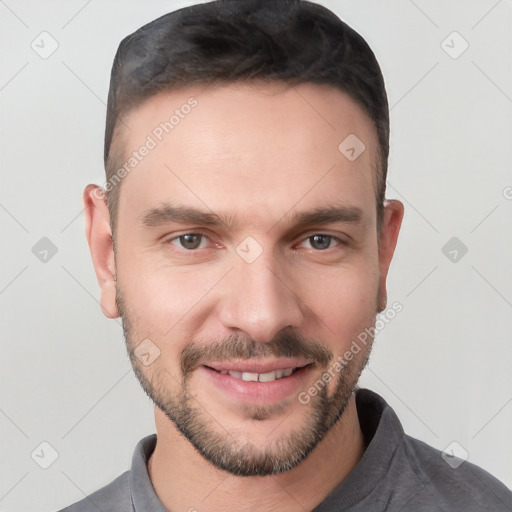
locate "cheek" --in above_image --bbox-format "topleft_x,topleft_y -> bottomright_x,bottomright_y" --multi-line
117,260 -> 222,343
301,259 -> 379,343
117,268 -> 204,380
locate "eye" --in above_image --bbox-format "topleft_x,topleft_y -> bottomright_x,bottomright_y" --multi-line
299,234 -> 342,251
169,233 -> 209,250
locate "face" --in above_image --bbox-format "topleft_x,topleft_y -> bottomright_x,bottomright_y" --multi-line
86,81 -> 402,477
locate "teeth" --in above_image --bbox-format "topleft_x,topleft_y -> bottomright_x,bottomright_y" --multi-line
225,367 -> 296,382
242,372 -> 259,382
258,371 -> 276,382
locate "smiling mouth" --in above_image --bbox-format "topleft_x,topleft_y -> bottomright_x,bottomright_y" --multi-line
203,364 -> 314,382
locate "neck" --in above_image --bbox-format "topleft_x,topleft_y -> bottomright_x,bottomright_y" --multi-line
148,393 -> 365,512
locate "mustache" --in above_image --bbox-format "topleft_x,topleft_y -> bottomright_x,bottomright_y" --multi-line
181,332 -> 333,376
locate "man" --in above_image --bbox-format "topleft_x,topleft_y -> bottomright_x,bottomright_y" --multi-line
59,0 -> 512,510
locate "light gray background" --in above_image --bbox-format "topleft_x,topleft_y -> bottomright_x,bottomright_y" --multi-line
1,1 -> 511,511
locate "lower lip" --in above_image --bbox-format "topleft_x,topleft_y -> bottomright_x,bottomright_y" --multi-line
197,365 -> 313,405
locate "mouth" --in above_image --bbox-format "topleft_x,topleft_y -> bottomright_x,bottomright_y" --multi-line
203,364 -> 314,383
197,359 -> 316,405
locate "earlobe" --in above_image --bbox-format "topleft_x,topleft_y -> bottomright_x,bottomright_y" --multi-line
377,199 -> 404,312
83,184 -> 120,319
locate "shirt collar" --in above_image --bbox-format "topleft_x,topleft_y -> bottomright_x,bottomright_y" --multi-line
314,388 -> 405,510
129,433 -> 167,512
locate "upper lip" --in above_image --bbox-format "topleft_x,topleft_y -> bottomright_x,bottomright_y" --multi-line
202,358 -> 314,374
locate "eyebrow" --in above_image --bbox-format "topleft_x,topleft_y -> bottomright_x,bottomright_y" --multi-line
140,203 -> 363,231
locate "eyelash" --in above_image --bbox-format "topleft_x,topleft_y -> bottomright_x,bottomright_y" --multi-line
166,232 -> 346,253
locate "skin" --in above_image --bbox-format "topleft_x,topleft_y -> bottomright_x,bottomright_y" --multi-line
84,81 -> 403,511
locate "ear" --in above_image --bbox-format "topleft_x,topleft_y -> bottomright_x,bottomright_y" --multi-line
83,184 -> 119,319
377,199 -> 404,312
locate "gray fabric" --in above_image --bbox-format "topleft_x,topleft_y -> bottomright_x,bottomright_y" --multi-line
57,389 -> 512,511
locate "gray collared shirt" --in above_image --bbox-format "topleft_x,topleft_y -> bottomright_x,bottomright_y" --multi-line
57,389 -> 512,511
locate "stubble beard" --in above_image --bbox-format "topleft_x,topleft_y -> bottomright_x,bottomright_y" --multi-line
117,287 -> 374,477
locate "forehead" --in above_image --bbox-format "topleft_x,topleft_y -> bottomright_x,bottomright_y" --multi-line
115,81 -> 379,230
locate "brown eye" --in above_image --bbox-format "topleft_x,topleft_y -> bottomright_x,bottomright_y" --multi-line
171,233 -> 206,250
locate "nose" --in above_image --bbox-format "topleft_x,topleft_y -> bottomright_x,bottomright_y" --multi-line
217,250 -> 304,343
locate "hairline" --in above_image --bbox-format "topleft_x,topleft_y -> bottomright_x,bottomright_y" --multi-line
105,80 -> 386,240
